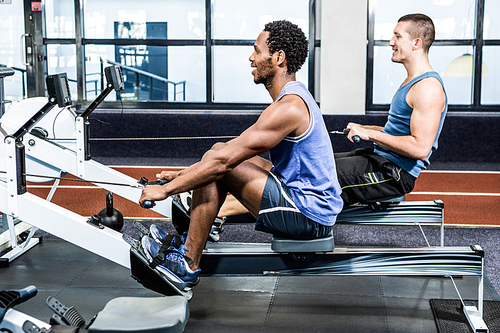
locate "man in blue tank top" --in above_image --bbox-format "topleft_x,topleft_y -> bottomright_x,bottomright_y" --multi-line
336,13 -> 448,206
138,20 -> 343,289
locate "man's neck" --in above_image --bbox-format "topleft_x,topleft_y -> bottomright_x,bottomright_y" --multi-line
268,74 -> 296,101
403,54 -> 433,83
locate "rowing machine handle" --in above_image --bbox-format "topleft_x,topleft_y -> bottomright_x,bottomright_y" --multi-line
142,200 -> 154,209
343,128 -> 361,143
15,285 -> 38,303
139,178 -> 169,209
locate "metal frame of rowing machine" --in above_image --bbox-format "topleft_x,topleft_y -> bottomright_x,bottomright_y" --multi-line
0,75 -> 133,268
336,196 -> 445,247
0,134 -> 131,268
0,67 -> 172,263
210,195 -> 445,247
128,235 -> 488,333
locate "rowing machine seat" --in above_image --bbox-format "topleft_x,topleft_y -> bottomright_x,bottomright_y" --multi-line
271,232 -> 335,253
360,194 -> 406,211
89,295 -> 189,333
362,194 -> 406,204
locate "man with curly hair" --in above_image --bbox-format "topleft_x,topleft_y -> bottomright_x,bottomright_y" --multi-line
138,20 -> 343,290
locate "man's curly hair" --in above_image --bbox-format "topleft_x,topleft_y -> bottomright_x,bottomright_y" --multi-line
264,20 -> 308,75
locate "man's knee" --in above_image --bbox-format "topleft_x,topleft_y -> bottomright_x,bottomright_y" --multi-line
201,142 -> 228,160
211,142 -> 227,151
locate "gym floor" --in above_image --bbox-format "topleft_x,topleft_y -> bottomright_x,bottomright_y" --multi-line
2,166 -> 500,332
1,222 -> 500,332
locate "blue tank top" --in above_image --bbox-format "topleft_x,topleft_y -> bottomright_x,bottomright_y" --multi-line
269,81 -> 343,226
373,72 -> 448,178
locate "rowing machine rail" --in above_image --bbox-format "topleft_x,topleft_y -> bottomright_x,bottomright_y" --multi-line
127,230 -> 487,332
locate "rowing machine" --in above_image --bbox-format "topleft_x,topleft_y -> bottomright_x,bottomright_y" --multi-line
336,195 -> 445,246
124,223 -> 488,332
0,285 -> 189,333
0,66 -> 173,262
0,73 -> 131,267
165,192 -> 445,247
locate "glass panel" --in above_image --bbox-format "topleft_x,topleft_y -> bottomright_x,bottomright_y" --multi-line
373,0 -> 476,40
84,0 -> 205,39
213,46 -> 308,103
45,0 -> 75,38
484,1 -> 500,39
85,45 -> 205,102
0,1 -> 26,102
481,46 -> 500,104
372,46 -> 407,104
47,45 -> 78,100
213,0 -> 309,39
373,45 -> 473,105
168,46 -> 206,102
431,45 -> 473,105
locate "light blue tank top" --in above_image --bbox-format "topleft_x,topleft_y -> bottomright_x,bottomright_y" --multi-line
374,72 -> 448,178
269,81 -> 343,226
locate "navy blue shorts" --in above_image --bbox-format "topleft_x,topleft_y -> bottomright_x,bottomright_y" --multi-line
255,172 -> 333,240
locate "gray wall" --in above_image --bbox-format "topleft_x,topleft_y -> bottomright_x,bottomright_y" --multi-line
320,0 -> 367,115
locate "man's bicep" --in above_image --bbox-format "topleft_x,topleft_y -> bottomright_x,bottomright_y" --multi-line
235,122 -> 288,155
240,103 -> 301,151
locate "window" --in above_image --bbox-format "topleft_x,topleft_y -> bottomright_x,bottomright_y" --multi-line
367,0 -> 499,112
482,1 -> 500,104
41,0 -> 314,109
0,0 -> 26,102
212,0 -> 310,104
45,0 -> 75,38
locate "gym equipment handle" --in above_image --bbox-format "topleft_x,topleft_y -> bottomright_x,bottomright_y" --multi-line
142,200 -> 154,209
15,285 -> 38,304
140,179 -> 169,209
343,128 -> 361,143
330,129 -> 361,143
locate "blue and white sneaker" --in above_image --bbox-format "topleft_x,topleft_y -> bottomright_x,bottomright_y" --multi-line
150,224 -> 187,248
141,236 -> 200,289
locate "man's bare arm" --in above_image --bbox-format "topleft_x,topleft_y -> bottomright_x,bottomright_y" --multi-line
347,78 -> 445,160
139,95 -> 309,204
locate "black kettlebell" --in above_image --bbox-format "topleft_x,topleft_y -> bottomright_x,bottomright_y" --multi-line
97,191 -> 124,232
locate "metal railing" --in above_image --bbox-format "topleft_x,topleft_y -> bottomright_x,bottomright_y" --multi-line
0,64 -> 100,100
1,61 -> 186,102
0,65 -> 27,99
100,58 -> 186,102
69,75 -> 100,99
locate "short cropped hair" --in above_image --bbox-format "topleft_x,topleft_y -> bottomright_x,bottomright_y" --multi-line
398,14 -> 435,53
263,20 -> 308,75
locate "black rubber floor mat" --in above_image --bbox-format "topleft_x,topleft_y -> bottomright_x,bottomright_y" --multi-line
430,299 -> 500,332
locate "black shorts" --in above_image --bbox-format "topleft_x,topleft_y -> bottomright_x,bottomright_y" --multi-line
255,172 -> 333,240
335,148 -> 416,206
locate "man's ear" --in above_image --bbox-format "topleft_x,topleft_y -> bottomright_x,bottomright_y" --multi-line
413,38 -> 422,51
276,50 -> 286,65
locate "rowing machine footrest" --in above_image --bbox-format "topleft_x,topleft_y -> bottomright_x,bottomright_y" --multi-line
271,232 -> 335,253
129,248 -> 184,298
88,296 -> 189,333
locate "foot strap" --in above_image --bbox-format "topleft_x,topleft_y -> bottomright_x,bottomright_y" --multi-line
149,243 -> 194,270
165,233 -> 184,249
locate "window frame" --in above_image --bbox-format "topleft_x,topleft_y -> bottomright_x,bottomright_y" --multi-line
41,0 -> 317,111
365,0 -> 500,113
